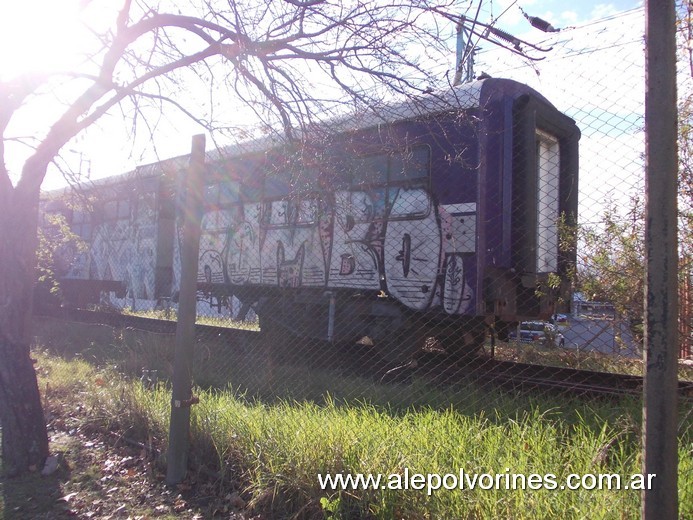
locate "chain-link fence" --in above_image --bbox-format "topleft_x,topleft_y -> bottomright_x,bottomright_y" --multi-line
38,8 -> 691,370
34,5 -> 692,516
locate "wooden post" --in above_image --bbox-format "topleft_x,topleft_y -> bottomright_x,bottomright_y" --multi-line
166,134 -> 206,486
643,2 -> 678,518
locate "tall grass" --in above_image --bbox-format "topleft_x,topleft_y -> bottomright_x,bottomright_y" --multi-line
35,348 -> 693,520
118,306 -> 260,331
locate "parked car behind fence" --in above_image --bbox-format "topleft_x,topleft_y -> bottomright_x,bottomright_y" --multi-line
509,321 -> 566,348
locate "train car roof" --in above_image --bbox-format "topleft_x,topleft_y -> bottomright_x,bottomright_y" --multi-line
208,77 -> 557,160
42,77 -> 560,196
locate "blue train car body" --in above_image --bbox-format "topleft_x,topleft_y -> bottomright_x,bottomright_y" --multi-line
42,77 -> 579,357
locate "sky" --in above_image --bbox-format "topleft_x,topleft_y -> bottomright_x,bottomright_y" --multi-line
479,0 -> 641,29
0,0 -> 648,220
468,1 -> 647,224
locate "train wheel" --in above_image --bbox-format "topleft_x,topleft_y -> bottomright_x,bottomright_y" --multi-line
365,317 -> 426,372
439,317 -> 488,360
377,317 -> 488,385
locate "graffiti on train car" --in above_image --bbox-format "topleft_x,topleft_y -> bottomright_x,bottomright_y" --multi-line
195,182 -> 475,315
41,77 -> 580,340
52,176 -> 173,310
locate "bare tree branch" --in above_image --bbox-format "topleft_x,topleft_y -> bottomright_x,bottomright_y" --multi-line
2,0 -> 502,478
6,0 -> 471,195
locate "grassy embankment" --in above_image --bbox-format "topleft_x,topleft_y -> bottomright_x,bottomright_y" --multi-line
21,318 -> 693,519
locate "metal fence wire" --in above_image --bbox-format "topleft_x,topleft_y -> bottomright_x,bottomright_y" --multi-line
36,8 -> 692,384
35,2 -> 691,485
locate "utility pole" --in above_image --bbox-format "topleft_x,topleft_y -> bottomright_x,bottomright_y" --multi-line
453,22 -> 476,85
643,2 -> 678,518
166,134 -> 206,486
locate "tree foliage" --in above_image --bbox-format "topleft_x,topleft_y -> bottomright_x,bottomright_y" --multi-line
576,196 -> 645,320
35,212 -> 87,302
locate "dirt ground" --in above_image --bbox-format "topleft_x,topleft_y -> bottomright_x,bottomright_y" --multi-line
0,414 -> 252,519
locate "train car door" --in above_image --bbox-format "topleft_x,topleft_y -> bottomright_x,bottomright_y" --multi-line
382,147 -> 440,311
328,188 -> 385,291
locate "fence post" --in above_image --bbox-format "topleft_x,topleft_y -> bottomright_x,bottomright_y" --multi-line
166,134 -> 206,486
643,2 -> 678,518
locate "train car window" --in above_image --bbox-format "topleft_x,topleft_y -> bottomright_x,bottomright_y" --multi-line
352,154 -> 388,186
72,210 -> 88,224
76,223 -> 92,239
328,158 -> 353,189
240,183 -> 263,203
219,181 -> 241,205
204,184 -> 220,206
389,146 -> 430,183
117,200 -> 130,219
226,158 -> 263,203
291,166 -> 320,193
206,162 -> 225,182
264,170 -> 291,198
104,200 -> 118,220
235,160 -> 264,202
535,129 -> 560,273
67,209 -> 92,239
137,193 -> 156,219
139,177 -> 158,193
103,199 -> 131,221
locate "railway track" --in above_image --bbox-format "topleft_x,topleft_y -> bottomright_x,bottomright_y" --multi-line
465,358 -> 693,399
36,308 -> 693,400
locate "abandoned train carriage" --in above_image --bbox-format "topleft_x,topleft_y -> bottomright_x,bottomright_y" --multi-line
199,77 -> 579,354
43,77 -> 579,357
39,160 -> 182,309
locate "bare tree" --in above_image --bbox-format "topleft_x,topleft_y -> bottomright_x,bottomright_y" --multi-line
0,0 -> 472,476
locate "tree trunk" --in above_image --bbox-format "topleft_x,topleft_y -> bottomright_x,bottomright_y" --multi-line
0,185 -> 49,476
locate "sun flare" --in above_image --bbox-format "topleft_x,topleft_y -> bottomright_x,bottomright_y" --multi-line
0,0 -> 86,79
